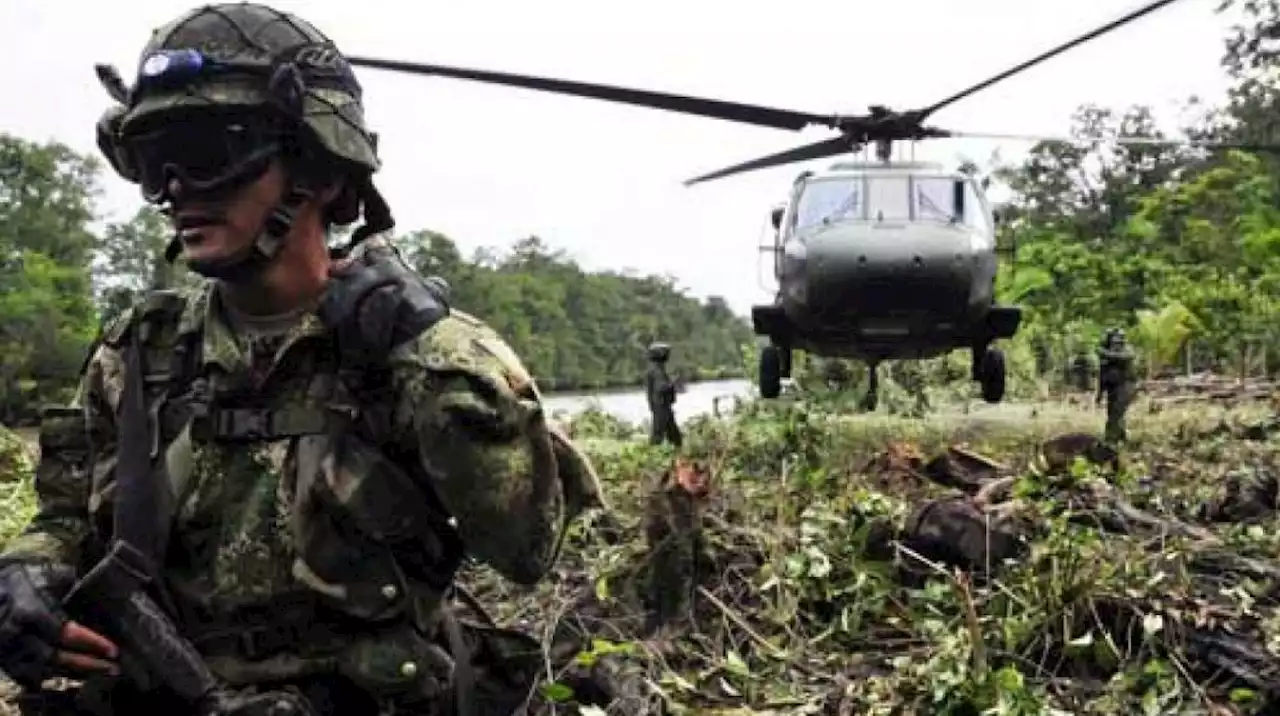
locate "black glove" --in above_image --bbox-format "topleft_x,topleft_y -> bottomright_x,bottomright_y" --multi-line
317,242 -> 449,367
0,561 -> 75,688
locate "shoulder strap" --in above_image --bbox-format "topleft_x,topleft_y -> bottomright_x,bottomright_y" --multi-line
100,290 -> 189,350
105,313 -> 174,610
93,290 -> 192,592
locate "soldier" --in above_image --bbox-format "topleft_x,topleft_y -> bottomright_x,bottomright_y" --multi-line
1096,328 -> 1138,444
890,361 -> 930,417
644,342 -> 682,447
1070,352 -> 1093,392
0,5 -> 603,715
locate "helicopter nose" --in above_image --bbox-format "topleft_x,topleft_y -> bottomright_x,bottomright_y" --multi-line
804,225 -> 975,314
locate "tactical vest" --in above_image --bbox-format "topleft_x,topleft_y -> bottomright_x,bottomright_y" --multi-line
1098,350 -> 1134,391
93,288 -> 475,708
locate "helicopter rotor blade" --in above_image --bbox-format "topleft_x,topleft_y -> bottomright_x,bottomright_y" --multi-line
916,0 -> 1185,121
346,55 -> 836,132
948,130 -> 1280,152
683,135 -> 856,186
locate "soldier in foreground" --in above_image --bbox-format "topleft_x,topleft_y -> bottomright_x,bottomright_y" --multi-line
644,342 -> 682,447
0,4 -> 602,715
1096,328 -> 1138,444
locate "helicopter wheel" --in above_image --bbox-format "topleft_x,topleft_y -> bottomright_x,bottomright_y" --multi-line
759,345 -> 783,399
978,347 -> 1007,404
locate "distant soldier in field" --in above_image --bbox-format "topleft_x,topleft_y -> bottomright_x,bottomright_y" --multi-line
891,361 -> 931,417
1096,328 -> 1138,443
645,342 -> 683,447
1070,352 -> 1093,392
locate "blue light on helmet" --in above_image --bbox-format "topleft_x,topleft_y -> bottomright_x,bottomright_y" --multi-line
138,49 -> 206,86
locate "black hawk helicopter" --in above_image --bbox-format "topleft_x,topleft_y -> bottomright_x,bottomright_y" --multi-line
347,0 -> 1273,406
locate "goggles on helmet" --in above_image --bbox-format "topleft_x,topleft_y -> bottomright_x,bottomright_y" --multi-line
121,114 -> 284,203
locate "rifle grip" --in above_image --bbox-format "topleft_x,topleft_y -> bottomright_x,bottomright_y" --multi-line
63,542 -> 221,706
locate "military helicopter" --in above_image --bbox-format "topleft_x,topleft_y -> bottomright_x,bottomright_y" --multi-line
347,0 -> 1276,406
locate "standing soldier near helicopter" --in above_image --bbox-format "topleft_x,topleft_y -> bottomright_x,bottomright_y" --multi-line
645,342 -> 683,447
0,4 -> 605,715
1096,328 -> 1138,444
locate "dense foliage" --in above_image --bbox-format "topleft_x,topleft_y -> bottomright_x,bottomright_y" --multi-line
396,232 -> 752,391
986,0 -> 1280,379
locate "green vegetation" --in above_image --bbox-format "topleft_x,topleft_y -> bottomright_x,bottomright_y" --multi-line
397,233 -> 752,391
470,399 -> 1280,715
5,2 -> 1280,713
983,0 -> 1280,379
5,392 -> 1279,713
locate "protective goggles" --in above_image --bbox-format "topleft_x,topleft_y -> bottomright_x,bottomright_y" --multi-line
121,115 -> 285,203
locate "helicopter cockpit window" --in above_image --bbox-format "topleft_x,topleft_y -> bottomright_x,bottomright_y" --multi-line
914,178 -> 958,223
793,178 -> 863,231
911,177 -> 992,233
865,176 -> 912,221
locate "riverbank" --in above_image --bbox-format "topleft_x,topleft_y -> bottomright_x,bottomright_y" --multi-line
537,370 -> 747,396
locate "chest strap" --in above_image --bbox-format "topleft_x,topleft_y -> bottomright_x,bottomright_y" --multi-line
191,403 -> 359,442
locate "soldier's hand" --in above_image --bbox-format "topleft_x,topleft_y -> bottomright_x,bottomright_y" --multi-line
319,242 -> 449,366
0,562 -> 119,688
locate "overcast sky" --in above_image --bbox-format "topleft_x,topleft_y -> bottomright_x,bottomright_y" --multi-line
0,0 -> 1243,315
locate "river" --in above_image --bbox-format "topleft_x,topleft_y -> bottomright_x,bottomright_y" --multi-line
542,378 -> 753,426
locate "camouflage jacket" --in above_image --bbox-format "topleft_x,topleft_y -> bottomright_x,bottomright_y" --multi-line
1097,347 -> 1137,391
1,236 -> 602,702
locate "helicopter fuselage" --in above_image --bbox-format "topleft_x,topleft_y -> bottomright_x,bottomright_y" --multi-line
752,162 -> 1021,363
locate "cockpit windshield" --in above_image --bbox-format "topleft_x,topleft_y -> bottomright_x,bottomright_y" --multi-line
791,174 -> 988,233
792,178 -> 863,232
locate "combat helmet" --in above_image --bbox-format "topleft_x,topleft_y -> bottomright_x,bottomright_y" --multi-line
1103,327 -> 1126,347
647,342 -> 671,362
93,3 -> 391,278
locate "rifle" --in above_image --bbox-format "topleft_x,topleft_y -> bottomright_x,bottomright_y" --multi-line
59,320 -> 316,716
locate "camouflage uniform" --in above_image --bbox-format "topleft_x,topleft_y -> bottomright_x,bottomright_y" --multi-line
0,5 -> 602,715
1096,329 -> 1137,444
644,343 -> 681,447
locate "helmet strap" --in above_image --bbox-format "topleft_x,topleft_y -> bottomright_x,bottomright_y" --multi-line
349,175 -> 394,245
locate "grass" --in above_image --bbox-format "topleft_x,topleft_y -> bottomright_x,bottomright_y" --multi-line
2,396 -> 1279,714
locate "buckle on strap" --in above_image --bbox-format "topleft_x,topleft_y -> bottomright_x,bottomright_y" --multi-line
204,404 -> 358,442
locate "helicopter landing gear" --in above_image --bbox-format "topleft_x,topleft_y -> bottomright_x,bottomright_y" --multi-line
973,345 -> 1006,404
759,343 -> 791,399
860,362 -> 879,412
